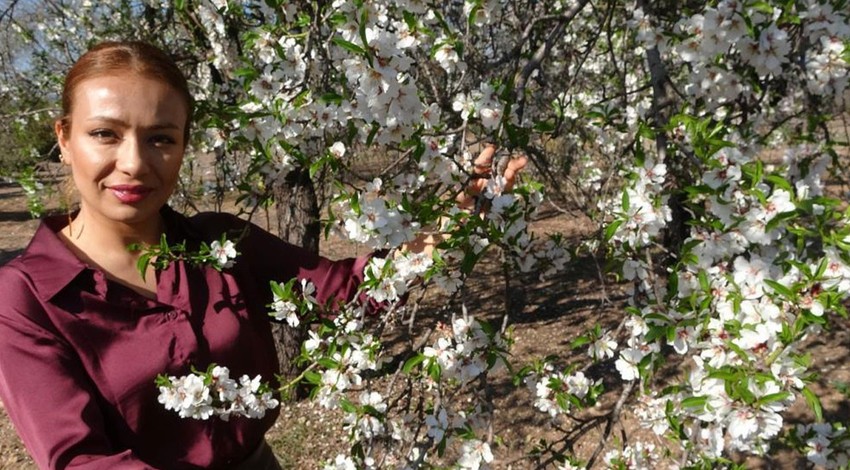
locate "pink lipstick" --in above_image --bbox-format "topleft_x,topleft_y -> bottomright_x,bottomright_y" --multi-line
109,185 -> 153,203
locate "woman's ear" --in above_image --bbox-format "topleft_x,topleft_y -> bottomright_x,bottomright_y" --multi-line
55,120 -> 70,164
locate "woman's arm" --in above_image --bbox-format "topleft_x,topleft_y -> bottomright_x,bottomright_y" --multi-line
198,144 -> 528,307
195,211 -> 374,309
0,267 -> 154,470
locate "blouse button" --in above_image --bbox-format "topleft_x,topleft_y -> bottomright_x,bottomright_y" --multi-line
166,311 -> 178,320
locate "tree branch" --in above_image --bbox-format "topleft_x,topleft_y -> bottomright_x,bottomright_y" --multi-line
585,379 -> 636,468
0,0 -> 20,24
512,0 -> 591,123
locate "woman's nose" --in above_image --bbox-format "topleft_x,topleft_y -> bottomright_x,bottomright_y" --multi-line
114,137 -> 149,176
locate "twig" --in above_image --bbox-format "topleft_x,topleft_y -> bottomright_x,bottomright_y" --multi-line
0,0 -> 20,23
278,361 -> 319,396
530,414 -> 609,469
384,326 -> 433,409
585,379 -> 636,468
407,287 -> 430,336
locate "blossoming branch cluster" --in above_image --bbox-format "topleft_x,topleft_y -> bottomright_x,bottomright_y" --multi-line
605,131 -> 850,465
156,365 -> 279,421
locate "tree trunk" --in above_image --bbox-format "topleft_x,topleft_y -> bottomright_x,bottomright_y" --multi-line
638,0 -> 692,259
271,167 -> 320,400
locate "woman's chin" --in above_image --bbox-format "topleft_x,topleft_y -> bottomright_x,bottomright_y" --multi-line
80,199 -> 166,228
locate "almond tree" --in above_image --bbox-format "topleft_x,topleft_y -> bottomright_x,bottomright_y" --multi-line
3,1 -> 850,468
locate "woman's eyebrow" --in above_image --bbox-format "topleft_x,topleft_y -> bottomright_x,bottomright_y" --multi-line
147,123 -> 181,130
86,115 -> 126,125
85,116 -> 180,130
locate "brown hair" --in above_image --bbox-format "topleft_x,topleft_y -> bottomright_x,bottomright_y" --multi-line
60,41 -> 194,143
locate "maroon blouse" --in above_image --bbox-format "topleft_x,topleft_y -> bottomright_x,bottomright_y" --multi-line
0,207 -> 371,469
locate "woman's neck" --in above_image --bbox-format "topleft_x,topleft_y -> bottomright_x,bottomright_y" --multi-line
65,206 -> 165,253
60,207 -> 164,298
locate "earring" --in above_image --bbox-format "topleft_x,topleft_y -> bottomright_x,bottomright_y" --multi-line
60,176 -> 79,238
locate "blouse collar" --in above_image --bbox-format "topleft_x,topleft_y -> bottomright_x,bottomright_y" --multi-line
17,205 -> 200,302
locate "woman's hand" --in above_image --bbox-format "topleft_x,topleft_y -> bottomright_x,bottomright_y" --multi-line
406,144 -> 529,256
456,144 -> 529,212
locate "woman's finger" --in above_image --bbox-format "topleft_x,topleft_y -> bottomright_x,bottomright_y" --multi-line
503,154 -> 528,191
472,144 -> 497,176
457,144 -> 496,207
458,145 -> 528,209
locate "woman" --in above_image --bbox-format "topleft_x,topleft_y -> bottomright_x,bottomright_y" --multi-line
0,41 -> 526,469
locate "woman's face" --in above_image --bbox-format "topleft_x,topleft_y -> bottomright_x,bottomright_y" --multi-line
56,73 -> 187,230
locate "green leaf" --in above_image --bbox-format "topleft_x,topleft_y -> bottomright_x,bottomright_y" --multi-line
362,405 -> 383,417
779,321 -> 794,344
467,3 -> 482,28
309,155 -> 326,179
428,361 -> 442,382
726,340 -> 751,365
317,358 -> 338,369
750,1 -> 774,14
765,210 -> 798,233
681,396 -> 707,410
269,281 -> 286,299
571,336 -> 591,349
233,66 -> 259,80
477,319 -> 495,337
155,374 -> 173,387
707,368 -> 741,381
801,386 -> 823,422
814,258 -> 828,280
320,92 -> 344,104
533,120 -> 556,133
365,122 -> 380,146
643,325 -> 666,343
437,433 -> 447,455
303,370 -> 322,385
732,379 -> 757,404
402,10 -> 417,30
755,391 -> 791,407
604,219 -> 623,242
136,253 -> 152,280
339,398 -> 356,414
765,174 -> 792,192
698,270 -> 710,291
331,36 -> 367,56
402,353 -> 426,374
555,392 -> 571,412
358,8 -> 373,67
764,279 -> 794,299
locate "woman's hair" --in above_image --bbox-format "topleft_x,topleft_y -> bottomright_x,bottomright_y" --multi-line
60,41 -> 194,142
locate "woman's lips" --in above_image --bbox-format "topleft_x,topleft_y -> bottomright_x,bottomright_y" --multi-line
108,185 -> 153,203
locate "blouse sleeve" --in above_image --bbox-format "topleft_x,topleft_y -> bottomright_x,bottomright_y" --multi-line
0,267 -> 154,470
200,213 -> 375,309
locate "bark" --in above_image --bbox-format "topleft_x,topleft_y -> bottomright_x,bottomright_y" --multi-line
271,167 -> 320,400
638,0 -> 691,257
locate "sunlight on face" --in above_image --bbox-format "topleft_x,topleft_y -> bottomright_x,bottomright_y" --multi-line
56,73 -> 187,230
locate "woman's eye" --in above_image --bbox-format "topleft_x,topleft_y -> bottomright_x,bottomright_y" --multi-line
89,129 -> 117,141
150,135 -> 177,147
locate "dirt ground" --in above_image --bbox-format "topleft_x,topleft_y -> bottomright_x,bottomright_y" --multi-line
0,175 -> 847,470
